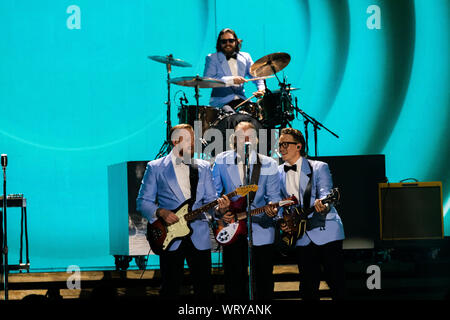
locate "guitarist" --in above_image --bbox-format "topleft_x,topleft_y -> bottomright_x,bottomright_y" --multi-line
136,124 -> 230,300
212,121 -> 281,300
277,128 -> 346,300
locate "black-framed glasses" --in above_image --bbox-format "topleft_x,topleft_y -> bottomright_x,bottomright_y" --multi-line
220,38 -> 236,44
278,142 -> 298,149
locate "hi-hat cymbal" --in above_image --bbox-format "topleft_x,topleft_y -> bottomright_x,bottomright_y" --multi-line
250,52 -> 291,77
148,55 -> 192,67
170,76 -> 226,88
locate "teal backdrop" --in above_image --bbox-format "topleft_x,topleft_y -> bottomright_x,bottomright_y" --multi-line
0,0 -> 449,271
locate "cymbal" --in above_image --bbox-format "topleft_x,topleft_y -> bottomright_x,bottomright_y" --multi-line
250,52 -> 291,77
148,55 -> 192,67
170,76 -> 226,88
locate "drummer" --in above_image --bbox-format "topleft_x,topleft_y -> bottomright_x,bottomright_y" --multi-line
204,28 -> 265,113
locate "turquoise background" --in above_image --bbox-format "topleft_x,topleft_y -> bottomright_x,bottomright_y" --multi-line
0,0 -> 448,271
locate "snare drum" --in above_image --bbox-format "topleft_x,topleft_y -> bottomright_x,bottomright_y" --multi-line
178,105 -> 221,133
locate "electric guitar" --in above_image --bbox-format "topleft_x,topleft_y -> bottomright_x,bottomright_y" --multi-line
214,195 -> 298,246
146,185 -> 258,255
279,188 -> 340,248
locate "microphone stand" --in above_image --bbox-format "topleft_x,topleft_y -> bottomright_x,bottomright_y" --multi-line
292,100 -> 339,157
1,154 -> 8,300
243,143 -> 254,300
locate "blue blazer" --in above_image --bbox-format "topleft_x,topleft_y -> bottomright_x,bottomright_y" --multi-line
212,150 -> 281,246
136,153 -> 217,251
278,159 -> 345,246
203,51 -> 264,107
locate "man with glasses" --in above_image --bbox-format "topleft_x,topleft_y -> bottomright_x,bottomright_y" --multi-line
204,28 -> 265,112
277,127 -> 346,300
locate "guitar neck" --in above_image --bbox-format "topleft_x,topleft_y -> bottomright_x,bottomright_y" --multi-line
185,190 -> 238,221
235,202 -> 279,221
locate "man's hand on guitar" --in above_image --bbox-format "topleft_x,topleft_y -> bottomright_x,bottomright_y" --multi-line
265,201 -> 278,217
217,195 -> 231,214
314,199 -> 330,214
157,208 -> 179,225
221,211 -> 234,224
279,221 -> 292,234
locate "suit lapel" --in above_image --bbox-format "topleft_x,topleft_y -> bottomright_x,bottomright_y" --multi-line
162,155 -> 186,204
236,52 -> 246,76
218,52 -> 232,76
226,152 -> 242,188
299,158 -> 311,206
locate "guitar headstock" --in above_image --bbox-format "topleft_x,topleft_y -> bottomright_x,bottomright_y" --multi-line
235,184 -> 258,197
321,188 -> 340,206
279,195 -> 299,207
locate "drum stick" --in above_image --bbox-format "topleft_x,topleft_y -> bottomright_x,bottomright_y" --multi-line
234,93 -> 256,110
248,75 -> 275,81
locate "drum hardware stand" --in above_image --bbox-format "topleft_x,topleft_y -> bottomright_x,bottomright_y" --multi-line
149,54 -> 192,159
152,55 -> 175,158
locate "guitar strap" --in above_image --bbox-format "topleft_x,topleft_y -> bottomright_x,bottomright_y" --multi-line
248,154 -> 261,205
188,161 -> 199,205
302,160 -> 313,209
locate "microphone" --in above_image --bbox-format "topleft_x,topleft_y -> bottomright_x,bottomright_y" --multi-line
1,154 -> 7,168
274,148 -> 282,158
183,92 -> 189,104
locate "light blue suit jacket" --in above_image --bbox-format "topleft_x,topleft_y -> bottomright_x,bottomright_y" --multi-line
136,153 -> 217,251
278,158 -> 345,246
212,150 -> 281,246
203,51 -> 264,107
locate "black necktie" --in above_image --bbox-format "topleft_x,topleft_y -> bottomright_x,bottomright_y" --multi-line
226,53 -> 237,60
284,164 -> 297,173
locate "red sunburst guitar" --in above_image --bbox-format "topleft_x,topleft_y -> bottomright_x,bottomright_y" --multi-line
214,195 -> 298,246
146,185 -> 258,255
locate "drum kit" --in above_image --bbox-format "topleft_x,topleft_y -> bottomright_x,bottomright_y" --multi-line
149,52 -> 338,158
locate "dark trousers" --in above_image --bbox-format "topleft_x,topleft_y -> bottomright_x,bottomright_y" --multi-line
295,240 -> 346,300
159,238 -> 212,300
222,236 -> 274,300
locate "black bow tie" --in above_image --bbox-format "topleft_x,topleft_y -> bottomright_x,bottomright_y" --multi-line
284,164 -> 297,173
226,53 -> 237,60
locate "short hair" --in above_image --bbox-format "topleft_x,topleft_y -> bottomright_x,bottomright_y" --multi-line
169,124 -> 193,145
229,121 -> 257,149
216,28 -> 242,53
280,127 -> 307,157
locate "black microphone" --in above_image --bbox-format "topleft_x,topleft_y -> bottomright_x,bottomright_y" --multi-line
183,92 -> 189,104
1,154 -> 7,168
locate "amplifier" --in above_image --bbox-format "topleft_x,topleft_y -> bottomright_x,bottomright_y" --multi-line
378,182 -> 444,240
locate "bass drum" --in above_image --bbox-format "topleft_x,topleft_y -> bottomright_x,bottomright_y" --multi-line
208,113 -> 262,152
178,105 -> 221,133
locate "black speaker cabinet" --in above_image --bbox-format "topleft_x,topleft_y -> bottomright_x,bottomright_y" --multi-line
379,182 -> 444,240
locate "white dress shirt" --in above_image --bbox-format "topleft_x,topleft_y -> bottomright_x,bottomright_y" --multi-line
285,157 -> 303,202
171,151 -> 191,200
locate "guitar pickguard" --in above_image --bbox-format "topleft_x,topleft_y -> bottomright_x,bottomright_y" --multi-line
161,203 -> 191,250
